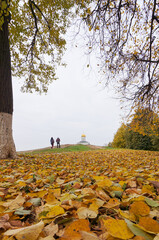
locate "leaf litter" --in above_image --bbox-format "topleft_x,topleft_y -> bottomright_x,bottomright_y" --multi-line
0,149 -> 159,239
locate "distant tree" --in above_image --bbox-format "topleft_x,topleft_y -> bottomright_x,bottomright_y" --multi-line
130,108 -> 159,136
112,108 -> 159,150
0,0 -> 78,159
151,135 -> 159,151
125,128 -> 153,150
79,0 -> 159,111
129,107 -> 159,150
112,123 -> 126,148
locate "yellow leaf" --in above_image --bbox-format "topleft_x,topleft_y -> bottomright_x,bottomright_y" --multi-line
119,209 -> 136,221
52,188 -> 61,198
81,188 -> 95,196
44,192 -> 59,205
103,218 -> 134,239
89,202 -> 99,214
103,198 -> 120,209
17,181 -> 26,187
93,176 -> 112,188
137,217 -> 159,234
131,196 -> 145,202
133,237 -> 146,240
129,201 -> 150,216
45,205 -> 65,219
28,190 -> 47,198
62,219 -> 90,240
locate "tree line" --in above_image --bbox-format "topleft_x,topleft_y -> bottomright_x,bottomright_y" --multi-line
111,108 -> 159,151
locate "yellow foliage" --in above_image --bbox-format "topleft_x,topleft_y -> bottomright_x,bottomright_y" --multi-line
138,217 -> 159,234
62,219 -> 90,239
129,201 -> 150,216
103,218 -> 134,239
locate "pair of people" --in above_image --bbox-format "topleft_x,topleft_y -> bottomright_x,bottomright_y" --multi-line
50,137 -> 60,148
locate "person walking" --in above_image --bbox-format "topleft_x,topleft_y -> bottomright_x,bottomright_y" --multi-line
50,137 -> 54,149
56,137 -> 60,148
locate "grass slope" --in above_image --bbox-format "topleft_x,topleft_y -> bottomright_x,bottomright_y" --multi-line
27,144 -> 107,154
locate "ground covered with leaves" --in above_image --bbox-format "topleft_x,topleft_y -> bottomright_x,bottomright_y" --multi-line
0,149 -> 159,240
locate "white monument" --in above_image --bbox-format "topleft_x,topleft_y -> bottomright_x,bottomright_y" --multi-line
78,134 -> 90,145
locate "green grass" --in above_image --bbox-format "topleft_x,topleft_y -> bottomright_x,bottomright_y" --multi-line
24,144 -> 107,154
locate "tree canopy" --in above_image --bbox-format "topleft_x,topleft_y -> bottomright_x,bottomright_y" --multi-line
0,0 -> 78,93
0,0 -> 158,107
80,0 -> 159,111
112,108 -> 159,150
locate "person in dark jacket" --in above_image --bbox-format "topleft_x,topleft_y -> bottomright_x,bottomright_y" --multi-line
56,137 -> 60,148
50,137 -> 54,149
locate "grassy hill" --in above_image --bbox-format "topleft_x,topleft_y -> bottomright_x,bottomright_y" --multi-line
20,144 -> 109,154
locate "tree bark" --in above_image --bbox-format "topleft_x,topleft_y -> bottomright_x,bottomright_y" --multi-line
0,113 -> 16,159
0,6 -> 16,159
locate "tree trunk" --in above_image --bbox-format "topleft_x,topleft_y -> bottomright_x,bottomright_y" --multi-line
0,7 -> 16,159
0,113 -> 16,158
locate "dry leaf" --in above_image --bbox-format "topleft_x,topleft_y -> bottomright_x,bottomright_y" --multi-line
129,201 -> 150,216
62,219 -> 90,240
103,218 -> 134,239
80,230 -> 99,240
104,198 -> 120,209
133,237 -> 146,240
154,234 -> 159,240
43,222 -> 58,236
0,214 -> 11,230
138,216 -> 159,234
77,207 -> 97,219
4,221 -> 44,240
3,195 -> 25,210
38,236 -> 55,240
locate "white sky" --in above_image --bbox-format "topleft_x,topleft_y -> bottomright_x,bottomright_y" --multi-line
12,34 -> 122,151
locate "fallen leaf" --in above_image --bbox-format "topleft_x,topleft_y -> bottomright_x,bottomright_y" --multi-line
133,236 -> 146,240
40,206 -> 65,219
104,198 -> 120,209
38,236 -> 55,240
103,218 -> 134,239
96,187 -> 110,201
154,234 -> 159,240
0,214 -> 11,230
138,216 -> 159,234
62,219 -> 90,240
125,219 -> 154,240
80,230 -> 99,239
145,197 -> 159,207
43,222 -> 58,236
77,207 -> 97,219
44,192 -> 59,205
129,201 -> 150,216
3,195 -> 25,210
4,221 -> 44,240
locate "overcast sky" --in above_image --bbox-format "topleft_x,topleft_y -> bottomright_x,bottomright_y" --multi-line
12,34 -> 122,151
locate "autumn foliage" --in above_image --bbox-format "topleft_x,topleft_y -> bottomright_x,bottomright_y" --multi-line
112,109 -> 159,151
0,148 -> 159,239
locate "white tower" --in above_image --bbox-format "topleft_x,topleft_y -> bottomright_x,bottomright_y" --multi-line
78,134 -> 90,145
81,134 -> 86,142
